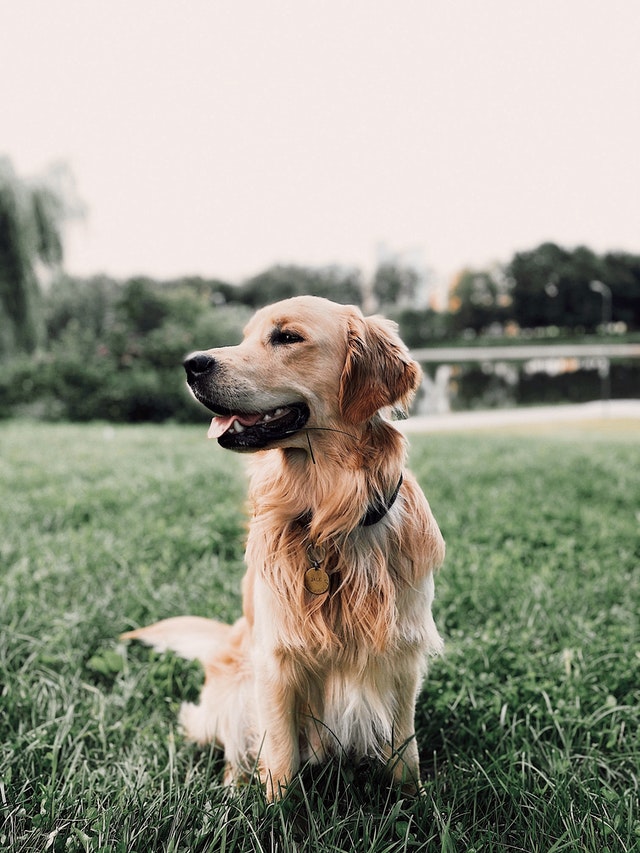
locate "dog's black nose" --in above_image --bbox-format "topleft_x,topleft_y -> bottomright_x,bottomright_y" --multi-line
184,352 -> 216,380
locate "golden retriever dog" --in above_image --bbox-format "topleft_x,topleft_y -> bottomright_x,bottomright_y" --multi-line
121,295 -> 445,799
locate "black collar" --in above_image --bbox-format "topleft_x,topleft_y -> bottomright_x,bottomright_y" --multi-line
295,474 -> 404,531
360,474 -> 404,527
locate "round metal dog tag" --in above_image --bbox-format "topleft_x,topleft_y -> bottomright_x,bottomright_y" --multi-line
304,568 -> 330,595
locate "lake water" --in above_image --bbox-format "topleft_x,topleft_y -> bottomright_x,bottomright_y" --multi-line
417,357 -> 640,413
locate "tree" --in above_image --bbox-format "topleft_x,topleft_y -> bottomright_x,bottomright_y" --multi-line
601,252 -> 640,331
507,242 -> 606,331
372,262 -> 419,308
392,306 -> 451,347
239,264 -> 363,308
448,266 -> 511,334
0,157 -> 83,352
45,274 -> 120,342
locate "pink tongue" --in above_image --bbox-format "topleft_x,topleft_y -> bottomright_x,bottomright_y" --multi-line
207,416 -> 236,439
207,412 -> 264,440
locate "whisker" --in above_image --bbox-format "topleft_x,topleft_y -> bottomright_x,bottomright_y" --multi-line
304,427 -> 359,441
306,430 -> 317,464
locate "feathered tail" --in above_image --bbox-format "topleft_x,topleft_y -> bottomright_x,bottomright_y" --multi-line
120,616 -> 232,665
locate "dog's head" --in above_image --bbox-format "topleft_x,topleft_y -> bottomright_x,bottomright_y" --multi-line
184,295 -> 421,451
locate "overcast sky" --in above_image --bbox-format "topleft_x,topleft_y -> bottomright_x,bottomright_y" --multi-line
3,0 -> 639,290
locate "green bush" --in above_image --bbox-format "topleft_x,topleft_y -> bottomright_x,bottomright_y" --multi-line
0,281 -> 250,423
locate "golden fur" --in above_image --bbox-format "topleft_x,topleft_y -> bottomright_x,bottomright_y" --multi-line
121,296 -> 445,799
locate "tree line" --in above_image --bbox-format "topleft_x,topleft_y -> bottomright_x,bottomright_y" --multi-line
1,157 -> 639,422
449,244 -> 640,336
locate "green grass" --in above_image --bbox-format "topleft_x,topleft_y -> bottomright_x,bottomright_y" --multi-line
1,420 -> 638,852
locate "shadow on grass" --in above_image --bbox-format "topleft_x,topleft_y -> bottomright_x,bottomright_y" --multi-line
189,756 -> 440,853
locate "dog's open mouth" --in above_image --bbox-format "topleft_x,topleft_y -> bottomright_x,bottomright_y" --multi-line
205,402 -> 310,450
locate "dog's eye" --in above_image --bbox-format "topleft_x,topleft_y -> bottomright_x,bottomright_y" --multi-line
270,330 -> 305,346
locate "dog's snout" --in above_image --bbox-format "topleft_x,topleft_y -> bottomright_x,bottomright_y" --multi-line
184,352 -> 216,380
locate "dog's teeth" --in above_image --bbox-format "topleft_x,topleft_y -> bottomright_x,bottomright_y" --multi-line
274,408 -> 284,416
234,422 -> 245,433
262,414 -> 272,422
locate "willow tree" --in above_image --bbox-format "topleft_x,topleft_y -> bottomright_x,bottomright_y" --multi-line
0,157 -> 82,353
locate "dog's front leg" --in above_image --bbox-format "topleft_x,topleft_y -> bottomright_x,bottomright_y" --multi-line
384,665 -> 423,795
254,661 -> 300,800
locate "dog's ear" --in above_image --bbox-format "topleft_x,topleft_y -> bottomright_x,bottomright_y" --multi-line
338,312 -> 422,425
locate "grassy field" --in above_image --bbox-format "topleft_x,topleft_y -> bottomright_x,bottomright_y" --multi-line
1,420 -> 638,852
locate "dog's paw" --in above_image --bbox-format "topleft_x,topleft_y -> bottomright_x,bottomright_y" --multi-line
259,765 -> 292,802
400,778 -> 427,799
